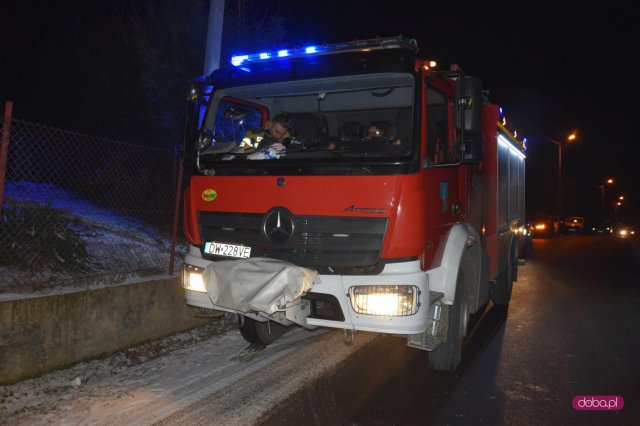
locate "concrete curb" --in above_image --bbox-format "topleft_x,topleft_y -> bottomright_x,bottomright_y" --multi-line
0,275 -> 213,385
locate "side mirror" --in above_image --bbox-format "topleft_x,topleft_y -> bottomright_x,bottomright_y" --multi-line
196,128 -> 215,151
224,107 -> 249,121
455,76 -> 483,163
455,76 -> 482,134
184,76 -> 212,161
187,76 -> 208,103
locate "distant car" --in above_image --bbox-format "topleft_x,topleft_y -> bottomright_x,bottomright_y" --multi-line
561,216 -> 585,234
588,220 -> 613,235
615,224 -> 637,238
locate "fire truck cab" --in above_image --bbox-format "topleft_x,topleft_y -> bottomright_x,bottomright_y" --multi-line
180,36 -> 526,371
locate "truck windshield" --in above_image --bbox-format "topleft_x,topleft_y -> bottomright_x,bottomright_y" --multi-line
197,72 -> 415,170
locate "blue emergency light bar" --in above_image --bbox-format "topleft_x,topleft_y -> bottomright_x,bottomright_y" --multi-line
230,36 -> 417,67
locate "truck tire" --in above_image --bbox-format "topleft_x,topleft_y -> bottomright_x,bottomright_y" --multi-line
429,270 -> 468,371
492,275 -> 512,306
511,244 -> 519,282
492,245 -> 516,306
238,316 -> 289,346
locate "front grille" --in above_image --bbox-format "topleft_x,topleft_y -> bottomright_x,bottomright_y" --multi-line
198,211 -> 387,269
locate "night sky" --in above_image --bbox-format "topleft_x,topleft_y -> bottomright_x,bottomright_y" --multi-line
1,0 -> 639,222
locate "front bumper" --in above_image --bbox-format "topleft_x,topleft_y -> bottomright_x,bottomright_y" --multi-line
182,245 -> 430,335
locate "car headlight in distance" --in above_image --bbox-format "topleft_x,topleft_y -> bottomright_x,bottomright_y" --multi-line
182,264 -> 207,292
349,285 -> 420,316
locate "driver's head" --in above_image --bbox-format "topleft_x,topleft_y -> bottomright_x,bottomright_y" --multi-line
269,112 -> 295,141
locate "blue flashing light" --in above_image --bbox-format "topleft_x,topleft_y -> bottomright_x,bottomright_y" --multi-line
231,54 -> 249,66
499,106 -> 504,116
227,36 -> 416,67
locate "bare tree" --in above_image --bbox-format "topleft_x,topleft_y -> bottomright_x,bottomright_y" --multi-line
221,0 -> 287,62
122,0 -> 287,148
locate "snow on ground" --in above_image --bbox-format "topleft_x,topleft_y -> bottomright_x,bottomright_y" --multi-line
0,313 -> 351,426
4,181 -> 164,238
0,313 -> 238,424
1,180 -> 185,295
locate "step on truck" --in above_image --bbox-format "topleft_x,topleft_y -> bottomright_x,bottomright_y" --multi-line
180,36 -> 527,371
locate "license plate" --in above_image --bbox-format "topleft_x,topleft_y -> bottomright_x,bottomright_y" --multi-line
204,242 -> 252,258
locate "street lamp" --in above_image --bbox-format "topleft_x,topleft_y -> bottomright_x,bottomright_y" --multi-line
614,196 -> 626,225
614,200 -> 623,224
545,131 -> 578,224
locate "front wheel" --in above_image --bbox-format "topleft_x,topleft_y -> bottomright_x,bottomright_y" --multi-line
429,270 -> 468,371
238,316 -> 290,346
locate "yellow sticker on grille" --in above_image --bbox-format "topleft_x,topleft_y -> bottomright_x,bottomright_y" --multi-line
201,189 -> 217,201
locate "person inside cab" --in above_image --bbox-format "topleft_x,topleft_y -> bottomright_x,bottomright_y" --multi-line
240,112 -> 297,158
364,123 -> 402,146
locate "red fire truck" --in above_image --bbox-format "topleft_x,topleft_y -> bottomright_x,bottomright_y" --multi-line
180,36 -> 526,371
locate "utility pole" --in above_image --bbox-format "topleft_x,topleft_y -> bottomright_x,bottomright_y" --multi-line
598,178 -> 614,223
204,0 -> 225,76
171,0 -> 224,275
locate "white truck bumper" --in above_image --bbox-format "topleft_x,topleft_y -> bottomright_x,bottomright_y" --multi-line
181,245 -> 430,336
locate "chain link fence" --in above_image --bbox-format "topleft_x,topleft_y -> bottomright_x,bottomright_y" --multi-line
0,116 -> 184,293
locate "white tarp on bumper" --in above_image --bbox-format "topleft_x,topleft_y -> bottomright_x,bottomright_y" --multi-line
203,257 -> 319,314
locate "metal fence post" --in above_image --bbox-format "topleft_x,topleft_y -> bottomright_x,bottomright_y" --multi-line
0,101 -> 13,215
168,145 -> 184,275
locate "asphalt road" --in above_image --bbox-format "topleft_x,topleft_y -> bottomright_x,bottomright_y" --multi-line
261,235 -> 640,425
3,235 -> 638,425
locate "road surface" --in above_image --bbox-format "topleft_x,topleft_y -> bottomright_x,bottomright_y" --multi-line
2,235 -> 638,425
262,235 -> 640,425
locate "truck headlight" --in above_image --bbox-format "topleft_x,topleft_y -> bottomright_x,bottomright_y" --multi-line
182,264 -> 207,292
349,285 -> 419,316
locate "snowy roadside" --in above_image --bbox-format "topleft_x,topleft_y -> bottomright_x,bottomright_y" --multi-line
0,313 -> 238,424
0,312 -> 363,426
1,180 -> 185,295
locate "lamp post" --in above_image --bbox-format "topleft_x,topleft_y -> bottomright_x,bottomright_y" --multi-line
614,196 -> 625,225
614,200 -> 623,225
545,132 -> 577,225
598,178 -> 614,222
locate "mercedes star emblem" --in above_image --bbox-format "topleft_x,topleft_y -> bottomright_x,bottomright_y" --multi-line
263,208 -> 294,244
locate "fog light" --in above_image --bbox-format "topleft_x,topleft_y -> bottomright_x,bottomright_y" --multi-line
182,264 -> 207,292
349,285 -> 419,316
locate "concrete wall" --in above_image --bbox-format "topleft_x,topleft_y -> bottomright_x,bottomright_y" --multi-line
0,275 -> 214,385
